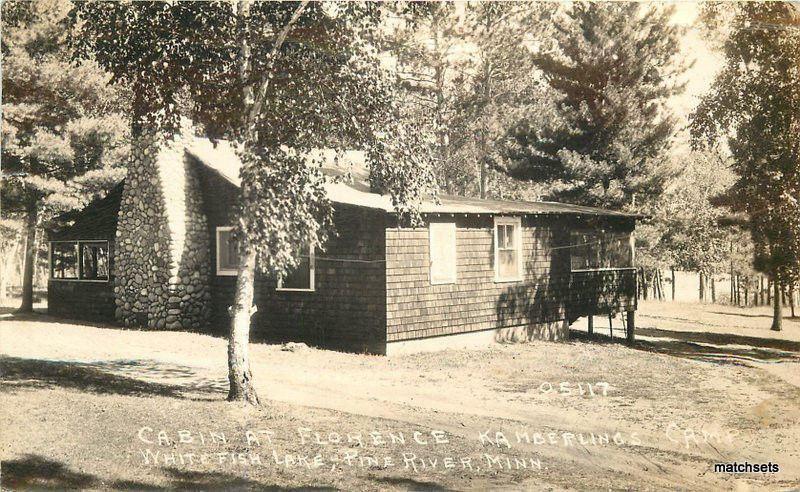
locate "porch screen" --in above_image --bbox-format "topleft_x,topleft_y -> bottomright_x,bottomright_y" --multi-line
570,230 -> 632,270
429,222 -> 456,284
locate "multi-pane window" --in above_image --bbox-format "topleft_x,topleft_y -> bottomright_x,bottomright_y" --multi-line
216,227 -> 239,275
278,243 -> 314,291
494,217 -> 522,282
51,242 -> 79,279
81,242 -> 109,280
50,241 -> 109,281
570,230 -> 633,270
429,222 -> 456,284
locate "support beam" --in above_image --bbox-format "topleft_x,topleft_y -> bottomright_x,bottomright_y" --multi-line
587,315 -> 593,335
626,311 -> 635,343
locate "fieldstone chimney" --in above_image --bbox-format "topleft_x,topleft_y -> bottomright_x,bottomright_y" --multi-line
113,127 -> 211,330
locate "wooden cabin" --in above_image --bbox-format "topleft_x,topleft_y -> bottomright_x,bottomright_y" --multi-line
47,137 -> 639,355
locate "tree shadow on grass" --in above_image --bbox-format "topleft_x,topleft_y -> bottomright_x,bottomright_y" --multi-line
1,454 -> 96,490
0,356 -> 227,400
374,476 -> 451,491
571,327 -> 800,365
1,455 -> 336,491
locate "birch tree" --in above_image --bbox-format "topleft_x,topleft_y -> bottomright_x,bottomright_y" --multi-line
73,1 -> 436,404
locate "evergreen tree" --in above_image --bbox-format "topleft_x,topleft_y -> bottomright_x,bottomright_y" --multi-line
1,0 -> 129,312
502,2 -> 685,210
692,2 -> 800,331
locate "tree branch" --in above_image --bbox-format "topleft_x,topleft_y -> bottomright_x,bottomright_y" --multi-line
245,0 -> 310,137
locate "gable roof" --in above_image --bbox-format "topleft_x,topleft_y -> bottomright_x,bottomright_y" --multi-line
48,182 -> 123,241
185,138 -> 640,219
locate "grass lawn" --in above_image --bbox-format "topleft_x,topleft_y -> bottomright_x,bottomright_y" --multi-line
1,300 -> 799,490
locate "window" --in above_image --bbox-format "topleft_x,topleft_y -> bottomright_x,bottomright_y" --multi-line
50,240 -> 109,281
51,242 -> 79,279
494,216 -> 522,282
570,230 -> 633,271
429,222 -> 456,284
216,227 -> 239,276
277,243 -> 314,292
81,242 -> 109,280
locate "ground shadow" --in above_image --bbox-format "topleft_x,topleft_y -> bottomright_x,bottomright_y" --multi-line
1,455 -> 336,491
0,356 -> 227,399
707,310 -> 798,320
571,328 -> 800,365
374,476 -> 451,491
636,326 -> 800,353
1,455 -> 96,490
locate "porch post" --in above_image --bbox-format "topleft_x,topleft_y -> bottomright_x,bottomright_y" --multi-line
626,310 -> 635,343
587,315 -> 593,335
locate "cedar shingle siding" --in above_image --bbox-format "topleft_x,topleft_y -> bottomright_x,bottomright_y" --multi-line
387,216 -> 569,342
46,146 -> 638,353
198,163 -> 388,353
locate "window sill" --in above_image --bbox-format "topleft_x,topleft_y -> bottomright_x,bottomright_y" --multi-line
50,278 -> 109,283
494,277 -> 523,284
570,267 -> 636,273
276,288 -> 315,293
216,270 -> 238,276
430,279 -> 456,285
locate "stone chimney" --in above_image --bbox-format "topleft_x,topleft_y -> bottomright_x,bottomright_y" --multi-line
113,127 -> 211,330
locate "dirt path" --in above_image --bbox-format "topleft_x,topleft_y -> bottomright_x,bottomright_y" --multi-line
2,304 -> 800,490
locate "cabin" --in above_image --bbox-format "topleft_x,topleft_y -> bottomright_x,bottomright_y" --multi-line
47,134 -> 639,355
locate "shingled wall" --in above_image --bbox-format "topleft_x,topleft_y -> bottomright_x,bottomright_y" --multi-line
195,164 -> 388,353
385,215 -> 617,343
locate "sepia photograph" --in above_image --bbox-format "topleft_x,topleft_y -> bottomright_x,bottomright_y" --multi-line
1,0 -> 799,490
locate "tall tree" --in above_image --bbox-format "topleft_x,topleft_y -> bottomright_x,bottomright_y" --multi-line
384,3 -> 464,193
451,2 -> 544,199
1,0 -> 129,312
502,2 -> 685,210
692,2 -> 800,331
73,1 -> 436,404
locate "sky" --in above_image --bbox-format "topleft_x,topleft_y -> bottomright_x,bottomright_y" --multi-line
669,2 -> 725,126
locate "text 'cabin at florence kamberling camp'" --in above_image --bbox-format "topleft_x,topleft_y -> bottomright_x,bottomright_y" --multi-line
47,133 -> 640,355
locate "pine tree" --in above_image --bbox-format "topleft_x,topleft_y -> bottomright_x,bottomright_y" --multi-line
692,2 -> 800,331
502,2 -> 685,210
1,0 -> 129,312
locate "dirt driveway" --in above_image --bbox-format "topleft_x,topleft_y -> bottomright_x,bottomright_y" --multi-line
2,301 -> 800,490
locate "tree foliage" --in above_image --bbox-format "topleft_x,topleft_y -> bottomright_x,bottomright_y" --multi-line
72,1 -> 437,278
2,0 -> 129,215
691,2 -> 800,289
502,2 -> 685,210
72,1 -> 437,403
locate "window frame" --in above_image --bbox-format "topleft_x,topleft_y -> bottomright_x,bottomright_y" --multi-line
215,226 -> 238,276
429,222 -> 457,285
276,246 -> 315,293
49,240 -> 110,283
493,216 -> 523,283
568,229 -> 634,272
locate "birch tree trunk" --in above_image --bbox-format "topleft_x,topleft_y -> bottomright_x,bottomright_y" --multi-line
18,201 -> 38,313
771,278 -> 782,331
225,0 -> 309,405
227,244 -> 260,404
